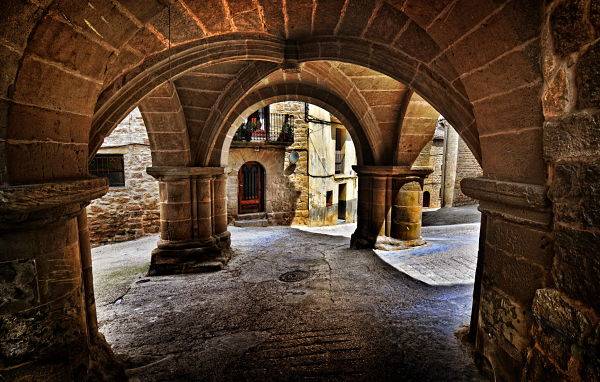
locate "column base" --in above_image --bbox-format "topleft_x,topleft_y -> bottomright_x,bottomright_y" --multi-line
374,236 -> 426,251
351,230 -> 426,250
214,230 -> 231,249
148,235 -> 231,276
350,228 -> 377,249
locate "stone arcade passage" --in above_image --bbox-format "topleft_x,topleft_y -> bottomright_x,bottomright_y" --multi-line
0,1 -> 599,381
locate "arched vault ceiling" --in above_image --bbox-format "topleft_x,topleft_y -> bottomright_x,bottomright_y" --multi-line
176,59 -> 421,166
1,0 -> 547,184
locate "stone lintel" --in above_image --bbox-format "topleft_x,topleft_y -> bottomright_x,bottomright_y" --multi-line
352,165 -> 433,178
147,166 -> 224,180
0,177 -> 108,227
461,177 -> 551,228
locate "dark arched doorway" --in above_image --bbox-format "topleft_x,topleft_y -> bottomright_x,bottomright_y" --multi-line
238,161 -> 265,214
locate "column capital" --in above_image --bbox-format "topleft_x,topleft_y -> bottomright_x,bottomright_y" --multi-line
461,177 -> 551,228
352,165 -> 433,178
146,166 -> 225,180
0,177 -> 108,229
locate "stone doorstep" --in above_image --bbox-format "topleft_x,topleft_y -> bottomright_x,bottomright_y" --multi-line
234,219 -> 269,228
236,212 -> 268,221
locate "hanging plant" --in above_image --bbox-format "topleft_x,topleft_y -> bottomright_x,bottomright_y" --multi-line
240,118 -> 261,141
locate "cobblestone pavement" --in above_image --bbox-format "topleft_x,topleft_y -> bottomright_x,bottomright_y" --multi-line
93,214 -> 485,381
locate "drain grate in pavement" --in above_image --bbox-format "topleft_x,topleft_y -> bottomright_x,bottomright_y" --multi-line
279,270 -> 310,283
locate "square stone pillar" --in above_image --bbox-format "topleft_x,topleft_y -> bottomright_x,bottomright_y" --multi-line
350,165 -> 433,250
0,178 -> 125,381
461,177 -> 553,380
146,166 -> 231,275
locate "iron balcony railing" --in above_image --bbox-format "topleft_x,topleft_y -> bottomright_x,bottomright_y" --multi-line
233,113 -> 295,144
335,150 -> 344,174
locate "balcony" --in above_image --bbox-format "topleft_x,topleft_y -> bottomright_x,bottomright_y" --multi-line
233,113 -> 295,144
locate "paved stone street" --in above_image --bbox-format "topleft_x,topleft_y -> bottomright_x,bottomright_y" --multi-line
93,211 -> 484,381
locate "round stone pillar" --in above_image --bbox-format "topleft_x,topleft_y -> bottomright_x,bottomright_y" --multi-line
0,178 -> 124,381
442,125 -> 459,207
147,166 -> 231,275
351,166 -> 432,250
391,178 -> 424,241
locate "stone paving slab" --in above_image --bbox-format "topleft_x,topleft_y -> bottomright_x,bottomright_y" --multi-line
375,223 -> 480,286
92,223 -> 486,381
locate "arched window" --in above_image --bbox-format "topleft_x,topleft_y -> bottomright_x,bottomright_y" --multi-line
423,191 -> 431,208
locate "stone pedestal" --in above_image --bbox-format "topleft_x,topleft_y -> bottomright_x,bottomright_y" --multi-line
461,177 -> 553,381
146,166 -> 231,275
0,178 -> 125,381
350,166 -> 433,250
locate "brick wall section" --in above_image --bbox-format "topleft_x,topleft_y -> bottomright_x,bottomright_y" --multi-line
87,109 -> 160,246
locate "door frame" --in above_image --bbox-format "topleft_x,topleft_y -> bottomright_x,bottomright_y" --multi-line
238,161 -> 265,214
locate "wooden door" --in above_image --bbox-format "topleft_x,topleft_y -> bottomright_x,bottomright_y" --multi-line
238,162 -> 264,214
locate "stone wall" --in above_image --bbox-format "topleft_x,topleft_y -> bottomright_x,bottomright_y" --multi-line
419,139 -> 445,208
416,123 -> 482,208
87,108 -> 160,246
453,138 -> 483,206
227,145 -> 309,225
527,1 -> 600,379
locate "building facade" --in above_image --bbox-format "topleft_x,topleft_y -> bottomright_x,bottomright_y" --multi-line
417,118 -> 482,209
87,108 -> 160,246
227,102 -> 358,226
87,105 -> 481,244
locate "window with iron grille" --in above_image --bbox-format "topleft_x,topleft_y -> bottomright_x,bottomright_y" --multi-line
326,190 -> 333,207
89,154 -> 125,187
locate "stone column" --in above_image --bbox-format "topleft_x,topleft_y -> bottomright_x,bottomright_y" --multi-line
350,166 -> 432,250
461,177 -> 553,380
211,173 -> 230,249
442,124 -> 459,207
0,178 -> 124,381
146,166 -> 231,275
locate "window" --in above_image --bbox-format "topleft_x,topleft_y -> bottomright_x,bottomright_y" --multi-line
90,154 -> 125,187
326,190 -> 333,207
335,128 -> 344,151
335,129 -> 345,174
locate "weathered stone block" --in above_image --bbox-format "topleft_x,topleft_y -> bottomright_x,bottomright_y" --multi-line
544,111 -> 600,161
577,41 -> 600,109
0,0 -> 44,49
479,286 -> 531,361
532,288 -> 594,343
524,347 -> 567,382
550,0 -> 592,56
483,245 -> 548,304
552,228 -> 600,311
0,259 -> 38,313
480,127 -> 546,184
485,217 -> 552,267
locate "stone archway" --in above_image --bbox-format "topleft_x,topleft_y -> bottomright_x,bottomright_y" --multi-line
2,1 -> 597,380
